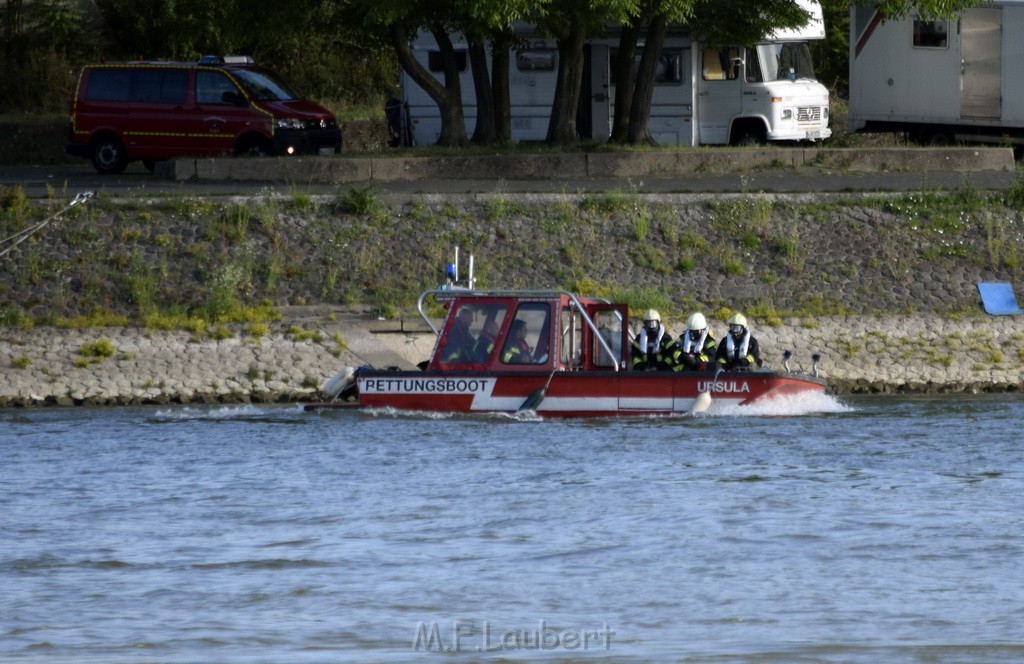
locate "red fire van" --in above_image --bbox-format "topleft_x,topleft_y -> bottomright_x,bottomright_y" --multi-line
66,56 -> 342,173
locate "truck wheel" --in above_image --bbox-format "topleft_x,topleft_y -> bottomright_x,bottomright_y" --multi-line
91,136 -> 128,174
235,136 -> 275,158
916,127 -> 954,146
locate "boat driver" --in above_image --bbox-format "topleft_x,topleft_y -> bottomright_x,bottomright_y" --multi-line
501,319 -> 533,364
442,306 -> 476,362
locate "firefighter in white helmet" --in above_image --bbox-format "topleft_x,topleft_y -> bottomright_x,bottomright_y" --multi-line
631,309 -> 673,371
715,313 -> 763,370
670,312 -> 717,371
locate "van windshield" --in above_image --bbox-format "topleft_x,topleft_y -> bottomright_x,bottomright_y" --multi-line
752,41 -> 817,81
231,68 -> 300,101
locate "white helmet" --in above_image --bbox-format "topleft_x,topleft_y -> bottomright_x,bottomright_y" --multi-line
686,312 -> 707,331
728,313 -> 747,328
642,309 -> 661,322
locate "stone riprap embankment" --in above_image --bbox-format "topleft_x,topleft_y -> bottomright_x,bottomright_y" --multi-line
1,313 -> 1021,407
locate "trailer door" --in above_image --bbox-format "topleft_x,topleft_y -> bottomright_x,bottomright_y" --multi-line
581,44 -> 611,141
960,7 -> 1001,119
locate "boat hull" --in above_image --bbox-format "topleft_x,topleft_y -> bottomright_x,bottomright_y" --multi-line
346,368 -> 826,417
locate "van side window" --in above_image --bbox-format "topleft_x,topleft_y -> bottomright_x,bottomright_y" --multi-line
197,70 -> 242,104
702,48 -> 739,81
85,69 -> 132,102
133,69 -> 188,104
427,50 -> 468,73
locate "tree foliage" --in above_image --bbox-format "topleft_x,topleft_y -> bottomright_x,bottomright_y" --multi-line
2,0 -> 985,136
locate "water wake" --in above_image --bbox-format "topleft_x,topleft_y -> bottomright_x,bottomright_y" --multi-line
708,391 -> 853,417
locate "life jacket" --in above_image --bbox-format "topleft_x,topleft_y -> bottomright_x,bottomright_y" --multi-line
724,330 -> 751,361
680,328 -> 710,355
636,325 -> 665,356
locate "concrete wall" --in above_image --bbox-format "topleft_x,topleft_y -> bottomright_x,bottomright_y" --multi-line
156,147 -> 1016,182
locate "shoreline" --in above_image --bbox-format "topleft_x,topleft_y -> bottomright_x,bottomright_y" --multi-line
2,313 -> 1021,407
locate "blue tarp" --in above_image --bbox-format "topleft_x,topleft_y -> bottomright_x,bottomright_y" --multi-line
977,282 -> 1023,315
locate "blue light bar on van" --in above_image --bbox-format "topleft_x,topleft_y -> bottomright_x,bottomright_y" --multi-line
198,55 -> 255,64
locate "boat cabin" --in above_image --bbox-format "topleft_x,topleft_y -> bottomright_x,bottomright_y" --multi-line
423,290 -> 630,372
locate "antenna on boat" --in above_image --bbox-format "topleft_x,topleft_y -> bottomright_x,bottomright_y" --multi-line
444,246 -> 475,290
783,350 -> 793,372
811,353 -> 821,378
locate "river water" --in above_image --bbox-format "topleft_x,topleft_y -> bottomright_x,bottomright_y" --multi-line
2,394 -> 1022,663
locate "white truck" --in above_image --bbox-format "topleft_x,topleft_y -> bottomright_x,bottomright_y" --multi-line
848,0 -> 1024,150
395,3 -> 832,147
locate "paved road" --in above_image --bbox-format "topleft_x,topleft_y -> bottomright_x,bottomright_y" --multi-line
1,162 -> 1019,199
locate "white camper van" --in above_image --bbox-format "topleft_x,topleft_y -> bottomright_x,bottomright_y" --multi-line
396,4 -> 832,147
849,0 -> 1024,149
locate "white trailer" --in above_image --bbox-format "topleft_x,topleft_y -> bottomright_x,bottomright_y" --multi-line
396,3 -> 832,147
849,0 -> 1024,149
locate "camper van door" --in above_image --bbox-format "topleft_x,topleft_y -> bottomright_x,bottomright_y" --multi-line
697,46 -> 742,144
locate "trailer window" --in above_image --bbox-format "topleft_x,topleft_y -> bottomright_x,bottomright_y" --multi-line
654,50 -> 683,85
609,49 -> 683,85
516,49 -> 556,71
427,50 -> 468,72
913,19 -> 948,48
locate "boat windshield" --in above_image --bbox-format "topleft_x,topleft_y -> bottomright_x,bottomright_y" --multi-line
231,68 -> 300,101
437,302 -> 509,365
749,41 -> 817,81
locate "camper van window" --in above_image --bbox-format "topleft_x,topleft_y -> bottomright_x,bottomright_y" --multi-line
913,19 -> 948,48
655,51 -> 683,85
609,49 -> 683,85
745,47 -> 764,83
777,42 -> 815,80
427,50 -> 468,73
754,43 -> 816,81
516,49 -> 556,71
702,48 -> 739,81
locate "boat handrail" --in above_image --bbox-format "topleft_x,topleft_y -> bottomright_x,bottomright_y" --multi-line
415,288 -> 621,371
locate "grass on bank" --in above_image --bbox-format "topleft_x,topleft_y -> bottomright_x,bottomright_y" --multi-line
4,172 -> 1024,332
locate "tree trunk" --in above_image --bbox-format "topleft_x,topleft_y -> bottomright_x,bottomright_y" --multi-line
430,27 -> 470,147
627,13 -> 669,145
546,26 -> 586,146
490,30 -> 513,145
609,19 -> 640,144
468,36 -> 497,145
388,21 -> 468,147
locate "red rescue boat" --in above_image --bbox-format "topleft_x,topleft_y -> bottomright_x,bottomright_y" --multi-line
305,279 -> 826,417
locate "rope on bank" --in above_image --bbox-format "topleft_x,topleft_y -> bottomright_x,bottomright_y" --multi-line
0,191 -> 94,260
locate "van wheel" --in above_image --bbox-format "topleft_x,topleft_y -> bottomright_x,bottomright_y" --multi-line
235,137 -> 275,158
91,136 -> 128,174
732,123 -> 767,146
